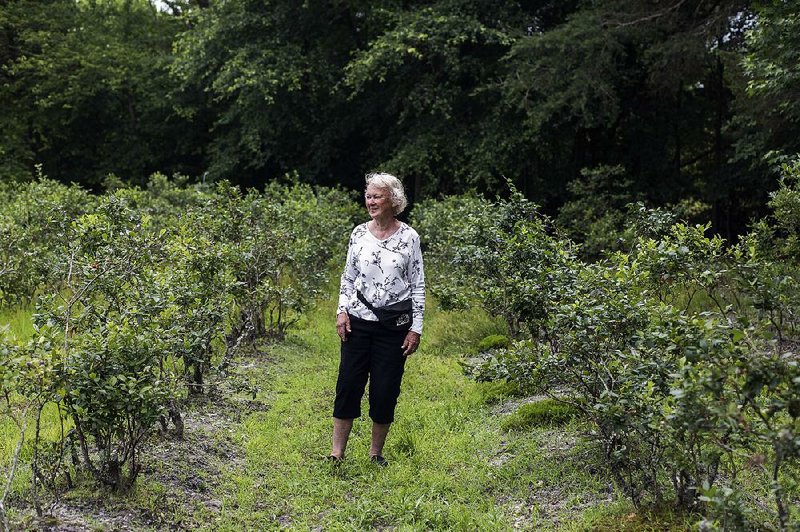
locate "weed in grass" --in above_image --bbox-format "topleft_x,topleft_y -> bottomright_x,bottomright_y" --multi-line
133,478 -> 168,512
391,429 -> 418,458
486,428 -> 613,530
422,302 -> 506,357
501,399 -> 581,431
0,304 -> 35,342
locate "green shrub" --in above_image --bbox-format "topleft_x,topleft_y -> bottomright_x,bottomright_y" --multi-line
0,178 -> 95,304
418,168 -> 800,527
0,176 -> 358,498
42,195 -> 173,490
412,185 -> 580,338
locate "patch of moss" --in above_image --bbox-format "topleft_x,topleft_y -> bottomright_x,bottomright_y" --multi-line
576,502 -> 698,531
476,334 -> 510,352
501,399 -> 579,430
476,380 -> 522,404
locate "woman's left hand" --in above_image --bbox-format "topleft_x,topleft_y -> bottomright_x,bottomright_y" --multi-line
402,331 -> 421,357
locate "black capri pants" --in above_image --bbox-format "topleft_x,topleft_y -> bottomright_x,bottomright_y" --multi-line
333,315 -> 408,424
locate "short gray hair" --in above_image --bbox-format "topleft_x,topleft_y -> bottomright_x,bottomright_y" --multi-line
365,172 -> 408,215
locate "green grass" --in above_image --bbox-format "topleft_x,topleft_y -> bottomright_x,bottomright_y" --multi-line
0,400 -> 70,499
0,303 -> 36,342
215,298 -> 509,530
210,295 -> 693,530
0,304 -> 69,498
420,301 -> 506,357
475,379 -> 523,404
575,502 -> 697,531
476,334 -> 511,352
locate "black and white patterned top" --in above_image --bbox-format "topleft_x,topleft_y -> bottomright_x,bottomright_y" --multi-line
337,221 -> 425,334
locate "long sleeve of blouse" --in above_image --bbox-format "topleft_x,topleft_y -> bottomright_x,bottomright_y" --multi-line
337,222 -> 425,334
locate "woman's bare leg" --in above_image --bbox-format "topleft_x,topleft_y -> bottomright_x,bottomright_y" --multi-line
370,422 -> 390,457
331,417 -> 353,459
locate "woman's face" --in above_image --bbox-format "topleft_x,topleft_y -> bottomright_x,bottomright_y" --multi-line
365,184 -> 393,220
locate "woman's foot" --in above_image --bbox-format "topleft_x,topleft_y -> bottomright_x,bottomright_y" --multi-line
325,455 -> 343,467
370,455 -> 388,467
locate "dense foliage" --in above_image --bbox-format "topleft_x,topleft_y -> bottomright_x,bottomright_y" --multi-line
1,0 -> 799,238
413,161 -> 800,529
0,177 -> 358,506
3,0 -> 800,527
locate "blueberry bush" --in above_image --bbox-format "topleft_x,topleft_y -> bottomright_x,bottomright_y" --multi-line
414,162 -> 800,528
0,176 -> 357,509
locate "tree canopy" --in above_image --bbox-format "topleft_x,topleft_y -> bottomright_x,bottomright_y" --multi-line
1,0 -> 797,235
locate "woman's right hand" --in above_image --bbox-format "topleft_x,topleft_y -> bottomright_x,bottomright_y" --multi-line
336,312 -> 351,342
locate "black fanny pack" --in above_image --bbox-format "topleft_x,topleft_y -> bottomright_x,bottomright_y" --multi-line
356,291 -> 412,331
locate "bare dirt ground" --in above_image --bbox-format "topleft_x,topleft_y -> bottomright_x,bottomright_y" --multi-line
488,395 -> 617,530
9,353 -> 271,531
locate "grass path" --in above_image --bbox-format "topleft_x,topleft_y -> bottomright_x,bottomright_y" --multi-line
207,295 -> 680,531
215,298 -> 513,530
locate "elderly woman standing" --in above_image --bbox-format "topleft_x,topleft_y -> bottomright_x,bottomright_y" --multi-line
330,172 -> 425,465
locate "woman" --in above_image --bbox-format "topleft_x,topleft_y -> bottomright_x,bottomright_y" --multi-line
330,172 -> 425,465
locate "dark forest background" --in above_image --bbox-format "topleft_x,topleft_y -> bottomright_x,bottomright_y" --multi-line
1,0 -> 798,240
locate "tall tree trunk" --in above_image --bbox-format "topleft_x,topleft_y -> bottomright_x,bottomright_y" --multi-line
713,52 -> 728,238
674,80 -> 682,177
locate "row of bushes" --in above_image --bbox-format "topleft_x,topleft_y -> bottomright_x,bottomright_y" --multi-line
0,175 -> 359,515
412,163 -> 800,529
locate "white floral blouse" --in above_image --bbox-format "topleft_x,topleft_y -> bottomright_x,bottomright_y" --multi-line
337,221 -> 425,334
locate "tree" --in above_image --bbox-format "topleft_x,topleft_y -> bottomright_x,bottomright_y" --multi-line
171,0 -> 375,189
340,1 -> 525,199
500,0 -> 757,232
0,0 -> 197,186
2,0 -> 794,240
736,1 -> 800,168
